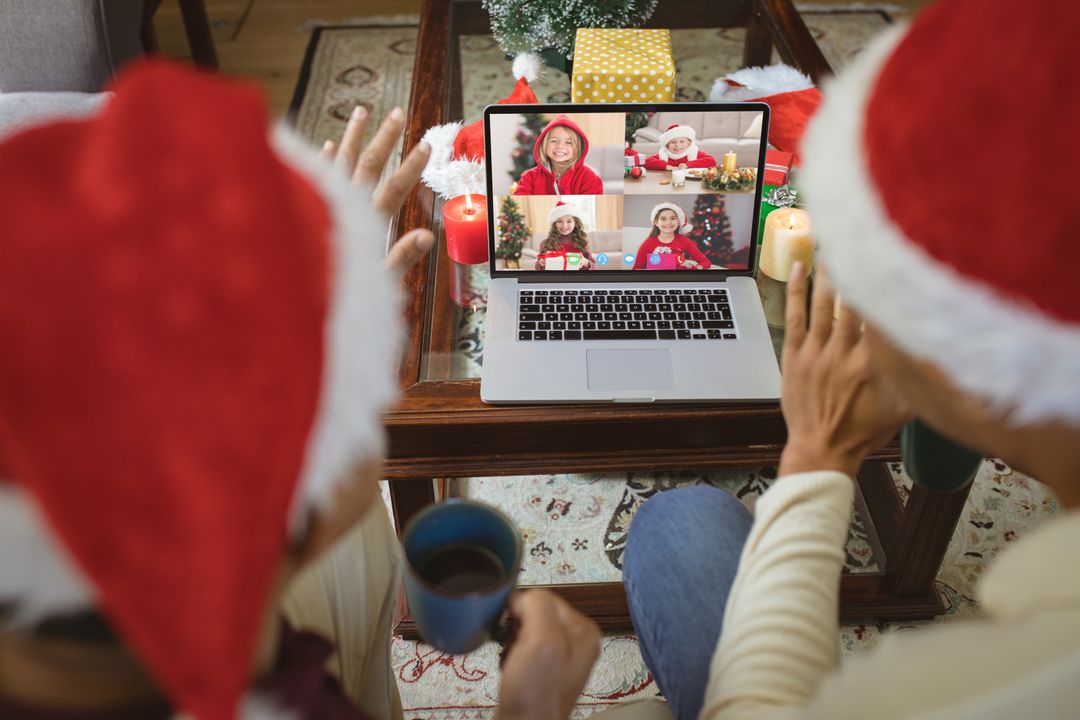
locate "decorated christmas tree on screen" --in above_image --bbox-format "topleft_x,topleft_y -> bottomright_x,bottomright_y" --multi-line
689,194 -> 747,268
495,195 -> 530,267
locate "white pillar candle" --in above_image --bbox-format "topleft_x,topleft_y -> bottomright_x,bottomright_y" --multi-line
759,207 -> 813,280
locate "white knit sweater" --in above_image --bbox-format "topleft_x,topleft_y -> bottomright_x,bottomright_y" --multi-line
701,471 -> 1080,720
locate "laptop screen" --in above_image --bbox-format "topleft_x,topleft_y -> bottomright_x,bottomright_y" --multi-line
484,103 -> 768,278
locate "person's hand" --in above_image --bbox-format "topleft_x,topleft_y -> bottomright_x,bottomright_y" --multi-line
779,263 -> 912,478
319,105 -> 434,279
678,162 -> 688,169
496,589 -> 600,720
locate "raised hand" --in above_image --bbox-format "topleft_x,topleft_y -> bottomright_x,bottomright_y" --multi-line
779,264 -> 912,478
320,105 -> 435,279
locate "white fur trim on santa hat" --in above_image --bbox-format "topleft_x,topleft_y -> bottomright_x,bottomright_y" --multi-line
419,121 -> 485,200
657,124 -> 699,163
650,202 -> 691,235
512,52 -> 544,83
0,127 -> 406,620
0,484 -> 97,624
548,202 -> 582,226
803,24 -> 1080,425
709,63 -> 814,102
272,126 -> 403,529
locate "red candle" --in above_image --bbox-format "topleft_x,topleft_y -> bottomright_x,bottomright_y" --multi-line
443,193 -> 488,265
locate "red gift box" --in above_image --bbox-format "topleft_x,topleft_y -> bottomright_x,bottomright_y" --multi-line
624,146 -> 643,167
763,149 -> 794,186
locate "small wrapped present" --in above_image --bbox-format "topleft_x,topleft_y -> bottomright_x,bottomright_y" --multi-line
539,250 -> 584,271
763,149 -> 794,186
572,29 -> 676,104
624,146 -> 644,167
645,252 -> 681,270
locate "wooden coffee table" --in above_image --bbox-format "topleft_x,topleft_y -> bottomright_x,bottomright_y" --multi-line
387,0 -> 972,636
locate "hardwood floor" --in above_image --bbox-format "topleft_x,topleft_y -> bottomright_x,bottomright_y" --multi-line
150,0 -> 929,118
151,0 -> 421,116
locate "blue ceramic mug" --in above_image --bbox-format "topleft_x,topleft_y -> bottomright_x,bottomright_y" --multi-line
402,499 -> 522,654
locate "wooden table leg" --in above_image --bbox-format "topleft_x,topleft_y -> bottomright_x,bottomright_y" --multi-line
388,477 -> 437,539
744,6 -> 775,67
178,0 -> 218,69
390,477 -> 437,631
887,479 -> 973,596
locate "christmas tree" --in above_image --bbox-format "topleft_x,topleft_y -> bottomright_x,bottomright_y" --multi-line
510,114 -> 549,185
687,194 -> 737,267
495,195 -> 530,267
483,0 -> 658,59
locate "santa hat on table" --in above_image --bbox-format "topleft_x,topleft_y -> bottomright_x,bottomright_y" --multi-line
0,61 -> 402,719
421,52 -> 542,199
710,63 -> 821,164
802,0 -> 1080,425
548,200 -> 584,227
657,123 -> 699,162
650,202 -> 692,235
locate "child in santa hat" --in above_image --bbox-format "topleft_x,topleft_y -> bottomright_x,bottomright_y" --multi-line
642,123 -> 717,171
0,60 -> 609,720
535,200 -> 594,270
623,1 -> 1080,719
514,115 -> 604,196
632,203 -> 711,270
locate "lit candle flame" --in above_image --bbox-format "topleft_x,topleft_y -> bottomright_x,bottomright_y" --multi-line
788,213 -> 797,230
464,191 -> 474,214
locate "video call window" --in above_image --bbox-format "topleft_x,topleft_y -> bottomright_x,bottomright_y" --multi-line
489,110 -> 763,272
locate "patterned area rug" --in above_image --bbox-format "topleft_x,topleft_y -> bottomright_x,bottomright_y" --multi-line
290,9 -> 1062,719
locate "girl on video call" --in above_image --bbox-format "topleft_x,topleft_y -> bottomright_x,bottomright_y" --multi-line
633,202 -> 712,270
535,201 -> 593,271
514,115 -> 603,196
642,123 -> 717,171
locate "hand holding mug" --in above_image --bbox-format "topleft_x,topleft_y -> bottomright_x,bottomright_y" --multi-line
495,590 -> 601,720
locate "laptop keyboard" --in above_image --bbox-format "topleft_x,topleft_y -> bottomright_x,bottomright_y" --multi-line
517,288 -> 737,341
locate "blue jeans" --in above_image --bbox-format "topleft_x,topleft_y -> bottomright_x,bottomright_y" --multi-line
623,486 -> 754,720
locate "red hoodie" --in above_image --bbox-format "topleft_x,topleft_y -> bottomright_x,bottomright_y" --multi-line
514,116 -> 604,196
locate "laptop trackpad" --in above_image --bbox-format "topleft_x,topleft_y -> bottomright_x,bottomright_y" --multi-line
586,349 -> 675,392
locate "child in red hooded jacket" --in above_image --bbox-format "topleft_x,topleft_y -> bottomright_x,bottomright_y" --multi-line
514,115 -> 604,196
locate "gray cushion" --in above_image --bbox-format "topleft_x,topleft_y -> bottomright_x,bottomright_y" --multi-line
0,0 -> 144,92
0,92 -> 110,141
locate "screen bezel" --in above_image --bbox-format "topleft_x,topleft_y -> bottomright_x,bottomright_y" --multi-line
483,101 -> 771,282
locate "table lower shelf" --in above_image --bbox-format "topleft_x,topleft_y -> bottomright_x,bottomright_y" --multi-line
394,575 -> 945,640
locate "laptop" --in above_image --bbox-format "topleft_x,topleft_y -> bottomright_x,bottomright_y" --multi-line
480,102 -> 781,403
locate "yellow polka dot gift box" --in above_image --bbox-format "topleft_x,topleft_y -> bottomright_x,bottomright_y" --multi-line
571,28 -> 676,103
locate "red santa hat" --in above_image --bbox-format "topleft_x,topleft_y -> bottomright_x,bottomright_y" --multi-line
421,52 -> 541,199
650,202 -> 692,235
657,123 -> 699,162
710,63 -> 821,164
548,200 -> 583,227
0,60 -> 402,719
802,0 -> 1080,425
